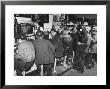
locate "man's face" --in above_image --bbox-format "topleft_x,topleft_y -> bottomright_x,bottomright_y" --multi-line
44,31 -> 48,35
51,31 -> 56,36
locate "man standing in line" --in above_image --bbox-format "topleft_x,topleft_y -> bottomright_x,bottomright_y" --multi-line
33,30 -> 55,76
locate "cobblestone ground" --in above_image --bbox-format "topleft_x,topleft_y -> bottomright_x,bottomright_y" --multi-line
52,63 -> 97,76
15,62 -> 97,76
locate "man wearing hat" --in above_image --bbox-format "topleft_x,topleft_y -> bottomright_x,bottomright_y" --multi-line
33,30 -> 55,76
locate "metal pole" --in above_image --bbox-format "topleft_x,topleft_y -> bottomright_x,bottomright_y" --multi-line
53,58 -> 57,73
41,65 -> 43,76
22,71 -> 25,76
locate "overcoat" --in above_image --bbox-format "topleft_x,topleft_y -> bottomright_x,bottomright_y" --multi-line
51,34 -> 64,58
33,39 -> 55,64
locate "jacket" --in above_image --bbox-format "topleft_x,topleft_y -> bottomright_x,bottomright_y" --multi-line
33,39 -> 55,64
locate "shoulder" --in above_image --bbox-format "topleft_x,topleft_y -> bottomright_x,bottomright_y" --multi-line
45,40 -> 51,44
45,40 -> 53,45
39,39 -> 50,44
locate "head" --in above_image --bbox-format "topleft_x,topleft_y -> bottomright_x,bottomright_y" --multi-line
73,26 -> 77,33
44,31 -> 48,35
92,26 -> 97,32
83,22 -> 88,26
51,31 -> 57,37
85,26 -> 91,33
35,30 -> 44,39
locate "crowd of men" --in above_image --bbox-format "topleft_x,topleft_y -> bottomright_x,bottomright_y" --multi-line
14,18 -> 97,76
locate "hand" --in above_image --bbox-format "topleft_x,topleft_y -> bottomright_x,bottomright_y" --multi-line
77,41 -> 84,45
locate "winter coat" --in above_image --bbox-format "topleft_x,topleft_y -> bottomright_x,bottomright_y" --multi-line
51,34 -> 64,58
33,39 -> 55,64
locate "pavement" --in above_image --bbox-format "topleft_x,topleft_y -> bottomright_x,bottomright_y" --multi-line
54,63 -> 97,76
15,62 -> 97,76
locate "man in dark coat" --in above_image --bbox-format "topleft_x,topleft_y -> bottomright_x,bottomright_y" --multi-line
33,30 -> 55,76
51,33 -> 64,59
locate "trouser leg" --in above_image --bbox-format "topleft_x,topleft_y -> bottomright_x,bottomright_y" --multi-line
85,53 -> 94,69
53,58 -> 57,73
45,64 -> 52,76
35,64 -> 41,74
85,53 -> 89,67
16,69 -> 22,76
93,53 -> 97,63
73,47 -> 84,73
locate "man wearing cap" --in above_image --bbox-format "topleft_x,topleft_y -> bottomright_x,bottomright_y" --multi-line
33,30 -> 55,76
